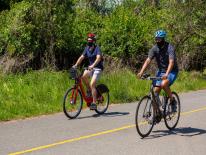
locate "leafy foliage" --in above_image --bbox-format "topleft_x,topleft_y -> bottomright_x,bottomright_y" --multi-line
0,0 -> 206,72
0,1 -> 33,55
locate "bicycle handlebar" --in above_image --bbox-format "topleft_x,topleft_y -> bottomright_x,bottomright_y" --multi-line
69,67 -> 95,80
69,67 -> 79,79
141,73 -> 162,81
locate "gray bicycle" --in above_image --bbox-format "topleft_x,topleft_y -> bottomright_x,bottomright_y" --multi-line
135,74 -> 181,138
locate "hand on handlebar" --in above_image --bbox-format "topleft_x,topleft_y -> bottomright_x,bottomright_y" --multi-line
137,72 -> 143,79
139,73 -> 152,80
72,65 -> 77,69
88,65 -> 94,71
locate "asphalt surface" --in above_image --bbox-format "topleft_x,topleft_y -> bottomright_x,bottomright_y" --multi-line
1,89 -> 206,155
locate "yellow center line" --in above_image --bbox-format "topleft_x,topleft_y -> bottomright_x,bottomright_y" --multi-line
9,106 -> 206,155
181,106 -> 206,115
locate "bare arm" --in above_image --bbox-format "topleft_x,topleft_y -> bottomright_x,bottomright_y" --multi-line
74,55 -> 85,67
164,44 -> 175,78
165,59 -> 174,76
138,58 -> 152,77
89,55 -> 102,69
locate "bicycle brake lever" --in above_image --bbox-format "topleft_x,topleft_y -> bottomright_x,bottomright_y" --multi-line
141,73 -> 150,79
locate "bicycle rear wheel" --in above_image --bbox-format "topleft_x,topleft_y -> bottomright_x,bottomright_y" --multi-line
63,88 -> 83,119
95,91 -> 109,114
164,92 -> 180,130
135,96 -> 155,138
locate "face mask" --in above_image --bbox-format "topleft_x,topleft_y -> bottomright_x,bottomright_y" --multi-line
156,41 -> 164,47
156,38 -> 165,48
87,42 -> 93,47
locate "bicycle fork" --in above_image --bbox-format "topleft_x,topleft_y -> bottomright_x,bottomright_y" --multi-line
151,92 -> 163,123
70,87 -> 78,104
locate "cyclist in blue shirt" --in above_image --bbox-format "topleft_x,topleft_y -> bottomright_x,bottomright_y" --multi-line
138,30 -> 178,112
73,33 -> 103,110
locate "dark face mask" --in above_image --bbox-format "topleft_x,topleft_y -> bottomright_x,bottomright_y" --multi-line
87,42 -> 93,47
156,41 -> 165,47
155,38 -> 165,48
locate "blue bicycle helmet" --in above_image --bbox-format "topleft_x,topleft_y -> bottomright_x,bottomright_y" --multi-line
155,30 -> 166,38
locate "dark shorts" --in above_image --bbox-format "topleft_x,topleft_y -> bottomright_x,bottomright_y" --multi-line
153,71 -> 178,87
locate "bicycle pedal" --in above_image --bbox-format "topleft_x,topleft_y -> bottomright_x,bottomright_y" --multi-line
89,103 -> 97,110
155,115 -> 162,124
147,120 -> 153,125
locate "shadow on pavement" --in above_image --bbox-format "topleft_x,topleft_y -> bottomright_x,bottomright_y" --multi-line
145,127 -> 206,139
76,111 -> 130,120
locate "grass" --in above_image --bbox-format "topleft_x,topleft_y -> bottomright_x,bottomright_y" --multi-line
0,71 -> 70,121
0,69 -> 206,121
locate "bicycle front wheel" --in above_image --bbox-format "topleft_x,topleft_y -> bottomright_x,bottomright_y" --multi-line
63,88 -> 83,119
164,92 -> 181,130
135,96 -> 155,138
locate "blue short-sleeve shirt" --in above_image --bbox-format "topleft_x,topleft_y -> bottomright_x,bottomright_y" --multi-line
82,45 -> 103,70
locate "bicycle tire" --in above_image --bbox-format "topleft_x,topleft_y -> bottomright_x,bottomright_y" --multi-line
164,92 -> 180,130
63,88 -> 83,119
95,91 -> 109,114
135,96 -> 155,138
95,84 -> 109,114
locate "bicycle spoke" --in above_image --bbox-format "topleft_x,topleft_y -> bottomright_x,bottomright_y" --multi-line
164,92 -> 180,130
95,92 -> 109,114
136,96 -> 154,138
63,88 -> 83,119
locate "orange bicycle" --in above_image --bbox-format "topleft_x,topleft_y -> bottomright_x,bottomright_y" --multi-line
63,67 -> 109,119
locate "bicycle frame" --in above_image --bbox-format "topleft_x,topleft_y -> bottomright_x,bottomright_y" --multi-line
148,83 -> 163,117
71,76 -> 93,107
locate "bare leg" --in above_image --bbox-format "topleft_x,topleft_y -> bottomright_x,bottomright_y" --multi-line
82,70 -> 91,90
161,79 -> 173,100
154,86 -> 161,94
90,75 -> 97,103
